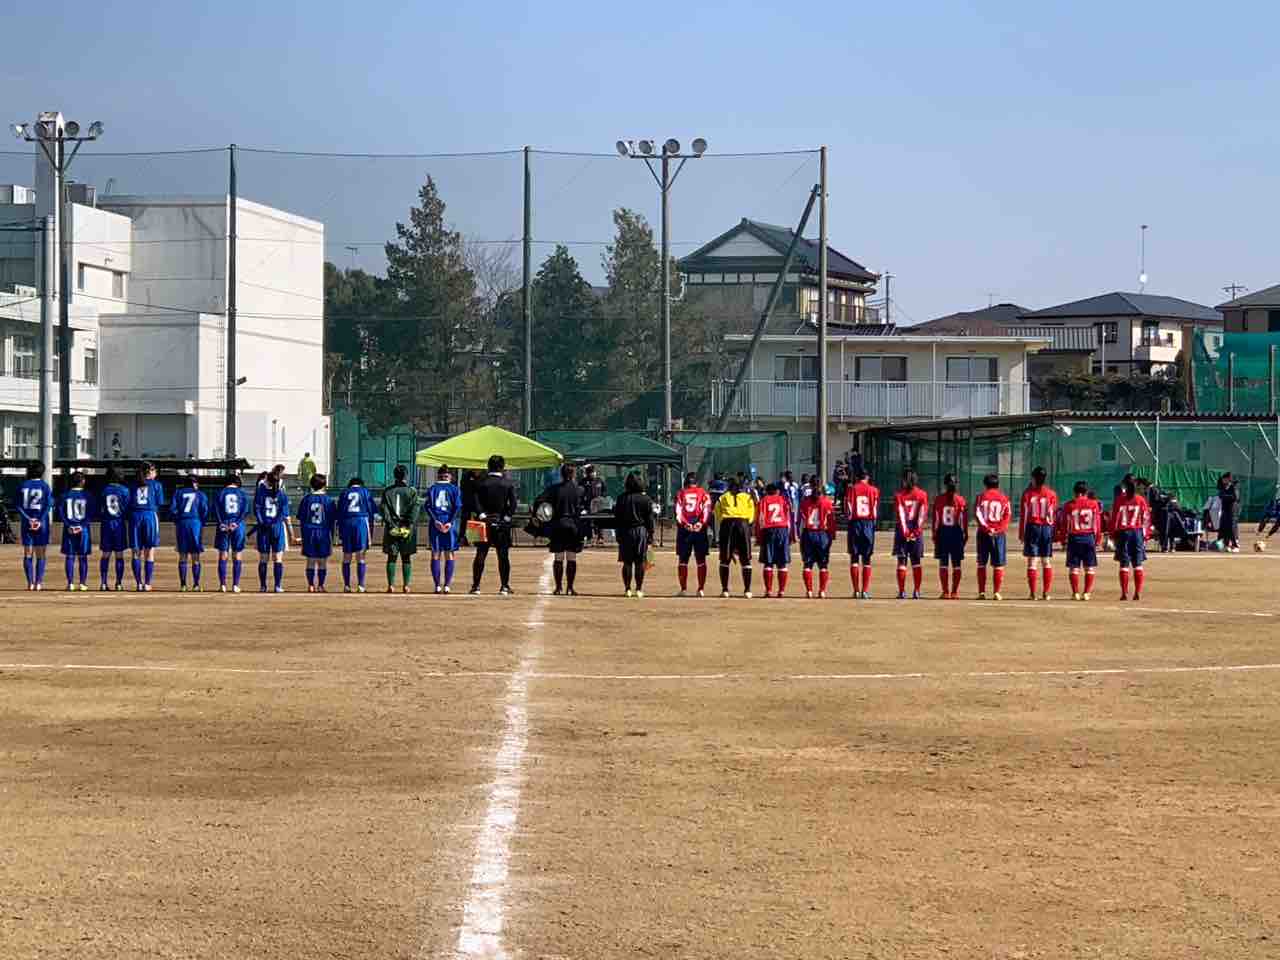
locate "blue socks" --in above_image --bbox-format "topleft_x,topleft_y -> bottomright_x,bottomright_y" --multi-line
431,558 -> 441,588
35,557 -> 46,584
306,567 -> 316,587
444,559 -> 455,587
65,557 -> 75,586
144,561 -> 154,586
78,556 -> 88,585
178,561 -> 188,588
218,558 -> 228,586
342,562 -> 351,588
357,561 -> 367,588
258,561 -> 268,590
273,562 -> 283,590
317,567 -> 327,588
192,561 -> 201,588
233,559 -> 242,587
100,556 -> 109,586
23,556 -> 33,586
115,557 -> 124,586
131,557 -> 142,586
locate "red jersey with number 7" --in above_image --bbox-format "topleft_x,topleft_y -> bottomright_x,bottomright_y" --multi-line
974,489 -> 1012,535
844,480 -> 880,522
675,486 -> 711,529
894,487 -> 929,539
1019,484 -> 1059,538
756,493 -> 792,533
799,493 -> 837,535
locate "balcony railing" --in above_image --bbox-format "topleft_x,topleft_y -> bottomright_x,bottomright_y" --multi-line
710,379 -> 1030,421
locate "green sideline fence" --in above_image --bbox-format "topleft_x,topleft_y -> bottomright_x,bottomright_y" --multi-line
862,414 -> 1280,521
1191,327 -> 1280,414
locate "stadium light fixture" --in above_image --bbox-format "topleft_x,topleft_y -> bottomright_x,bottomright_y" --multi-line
691,137 -> 707,156
663,138 -> 680,155
637,139 -> 654,156
615,140 -> 630,157
11,123 -> 27,139
63,120 -> 80,137
87,121 -> 104,138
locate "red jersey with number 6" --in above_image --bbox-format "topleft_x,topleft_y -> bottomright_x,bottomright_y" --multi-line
844,480 -> 880,522
675,486 -> 711,529
974,489 -> 1012,535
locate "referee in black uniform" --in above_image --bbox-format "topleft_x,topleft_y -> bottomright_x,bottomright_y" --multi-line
469,455 -> 518,595
540,463 -> 585,595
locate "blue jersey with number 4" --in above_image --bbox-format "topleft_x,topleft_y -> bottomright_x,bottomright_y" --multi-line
425,482 -> 462,527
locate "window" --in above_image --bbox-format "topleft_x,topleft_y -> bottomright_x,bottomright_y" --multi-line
12,426 -> 36,459
773,355 -> 819,381
12,335 -> 36,379
945,356 -> 998,382
112,271 -> 124,299
1097,321 -> 1119,344
854,356 -> 907,381
1100,443 -> 1117,463
1141,321 -> 1160,346
52,342 -> 60,383
77,263 -> 85,291
1186,441 -> 1202,462
84,347 -> 97,385
1269,310 -> 1280,333
801,287 -> 819,320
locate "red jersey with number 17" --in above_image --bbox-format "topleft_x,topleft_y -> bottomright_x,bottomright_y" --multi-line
799,493 -> 837,535
974,489 -> 1012,535
844,480 -> 880,522
756,493 -> 792,533
1019,484 -> 1059,538
894,487 -> 929,539
1063,495 -> 1103,542
675,486 -> 711,529
1110,492 -> 1151,535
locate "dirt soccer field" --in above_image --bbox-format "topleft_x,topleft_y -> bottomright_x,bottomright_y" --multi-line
2,543 -> 1278,959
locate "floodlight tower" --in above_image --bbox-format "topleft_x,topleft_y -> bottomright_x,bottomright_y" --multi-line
615,136 -> 708,437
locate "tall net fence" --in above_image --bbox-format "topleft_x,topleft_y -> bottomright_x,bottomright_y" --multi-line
1191,327 -> 1280,414
864,416 -> 1280,522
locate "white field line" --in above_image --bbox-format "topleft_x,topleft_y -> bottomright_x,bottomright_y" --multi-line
447,555 -> 554,960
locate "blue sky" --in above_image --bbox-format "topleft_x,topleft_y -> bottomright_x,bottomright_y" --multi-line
3,0 -> 1277,322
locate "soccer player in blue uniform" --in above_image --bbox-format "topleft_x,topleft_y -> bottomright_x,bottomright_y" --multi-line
15,461 -> 53,591
171,475 -> 210,591
254,473 -> 292,593
58,470 -> 94,591
425,465 -> 462,594
297,473 -> 336,592
335,476 -> 375,593
128,462 -> 166,591
99,466 -> 131,591
213,475 -> 249,593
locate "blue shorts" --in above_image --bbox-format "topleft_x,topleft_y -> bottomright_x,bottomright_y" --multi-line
1113,529 -> 1147,567
847,520 -> 876,564
214,521 -> 247,553
428,525 -> 458,554
757,527 -> 791,567
976,531 -> 1007,567
100,519 -> 129,553
339,517 -> 371,554
676,526 -> 710,563
61,525 -> 92,556
934,527 -> 966,566
20,519 -> 51,548
301,527 -> 333,559
129,513 -> 160,551
800,530 -> 832,568
893,531 -> 925,565
1066,535 -> 1098,569
175,521 -> 205,555
256,522 -> 288,555
1022,524 -> 1055,558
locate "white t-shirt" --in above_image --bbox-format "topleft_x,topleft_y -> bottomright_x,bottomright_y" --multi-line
1202,495 -> 1222,531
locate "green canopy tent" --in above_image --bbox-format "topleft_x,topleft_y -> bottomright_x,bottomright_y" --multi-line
414,426 -> 563,470
533,430 -> 683,467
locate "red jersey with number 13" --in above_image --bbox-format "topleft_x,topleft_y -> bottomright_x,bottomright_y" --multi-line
1063,495 -> 1103,541
974,489 -> 1012,535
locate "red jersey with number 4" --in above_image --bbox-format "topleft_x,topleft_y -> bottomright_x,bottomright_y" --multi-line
932,492 -> 968,532
1063,495 -> 1104,542
974,489 -> 1012,535
675,486 -> 711,528
1110,493 -> 1151,535
894,487 -> 929,539
756,493 -> 792,533
799,494 -> 837,535
1019,484 -> 1059,537
844,480 -> 880,522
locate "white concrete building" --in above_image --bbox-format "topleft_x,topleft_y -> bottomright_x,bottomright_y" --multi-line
0,147 -> 328,471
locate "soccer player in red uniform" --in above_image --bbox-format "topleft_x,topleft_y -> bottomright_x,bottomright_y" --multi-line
1062,481 -> 1104,600
755,483 -> 794,597
674,472 -> 712,597
1110,474 -> 1152,600
973,474 -> 1011,600
1019,466 -> 1059,600
931,473 -> 968,599
844,470 -> 880,598
893,469 -> 929,600
798,483 -> 837,598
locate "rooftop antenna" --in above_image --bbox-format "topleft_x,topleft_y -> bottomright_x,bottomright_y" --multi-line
1138,224 -> 1149,291
1223,282 -> 1248,301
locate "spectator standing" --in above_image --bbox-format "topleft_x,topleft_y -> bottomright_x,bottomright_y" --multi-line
1217,473 -> 1240,552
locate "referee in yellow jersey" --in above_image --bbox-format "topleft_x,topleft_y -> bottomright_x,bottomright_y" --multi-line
714,476 -> 756,598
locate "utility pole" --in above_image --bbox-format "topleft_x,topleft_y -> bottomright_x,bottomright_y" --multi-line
522,145 -> 533,434
883,272 -> 892,325
1223,282 -> 1247,301
39,216 -> 54,476
816,145 -> 829,487
226,144 -> 238,461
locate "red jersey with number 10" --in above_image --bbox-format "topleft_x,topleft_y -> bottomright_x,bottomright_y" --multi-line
844,480 -> 880,522
1063,495 -> 1103,541
974,489 -> 1012,535
675,486 -> 711,528
1110,493 -> 1151,534
894,487 -> 929,539
1019,484 -> 1059,537
756,493 -> 792,532
799,494 -> 837,535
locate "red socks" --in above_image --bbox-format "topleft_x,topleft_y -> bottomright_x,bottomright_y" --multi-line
912,565 -> 923,593
1084,571 -> 1096,595
762,568 -> 775,593
696,563 -> 707,591
850,564 -> 859,591
1027,567 -> 1039,596
819,569 -> 830,595
1042,567 -> 1054,595
678,563 -> 688,591
897,566 -> 908,593
778,570 -> 789,595
803,569 -> 815,593
993,567 -> 1005,594
1119,567 -> 1131,597
939,567 -> 950,594
862,565 -> 872,593
977,565 -> 987,593
1133,567 -> 1145,597
1069,569 -> 1081,595
950,568 -> 961,596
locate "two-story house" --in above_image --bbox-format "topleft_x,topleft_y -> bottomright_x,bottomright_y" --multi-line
1217,284 -> 1280,332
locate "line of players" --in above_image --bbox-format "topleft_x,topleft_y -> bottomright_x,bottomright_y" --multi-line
673,466 -> 1152,601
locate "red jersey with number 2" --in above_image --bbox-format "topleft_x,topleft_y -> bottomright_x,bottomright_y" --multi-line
894,488 -> 929,539
756,493 -> 792,533
974,489 -> 1012,535
799,494 -> 837,535
845,481 -> 880,522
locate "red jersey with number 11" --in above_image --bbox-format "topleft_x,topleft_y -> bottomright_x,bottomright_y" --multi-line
1019,484 -> 1059,538
974,489 -> 1012,535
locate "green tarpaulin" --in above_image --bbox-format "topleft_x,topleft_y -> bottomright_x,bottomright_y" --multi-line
532,431 -> 683,466
415,426 -> 563,470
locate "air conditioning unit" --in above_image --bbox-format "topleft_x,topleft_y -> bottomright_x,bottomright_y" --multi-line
66,183 -> 96,207
13,284 -> 38,297
0,185 -> 35,204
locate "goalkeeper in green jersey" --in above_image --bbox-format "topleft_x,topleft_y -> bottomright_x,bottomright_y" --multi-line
380,464 -> 422,593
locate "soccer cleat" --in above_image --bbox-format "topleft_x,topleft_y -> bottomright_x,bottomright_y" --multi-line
114,583 -> 123,592
35,583 -> 43,592
499,586 -> 513,596
1041,593 -> 1051,601
402,586 -> 411,594
721,590 -> 730,598
144,584 -> 153,592
677,589 -> 687,598
318,586 -> 327,594
819,591 -> 828,599
66,584 -> 75,592
469,586 -> 481,595
356,586 -> 367,594
275,586 -> 285,594
100,583 -> 109,592
1082,593 -> 1091,601
232,585 -> 241,594
1120,593 -> 1128,601
636,590 -> 645,599
625,589 -> 634,598
553,588 -> 563,596
434,585 -> 442,594
977,592 -> 987,601
696,589 -> 704,598
806,590 -> 814,599
993,592 -> 1002,601
1028,592 -> 1037,601
307,585 -> 316,594
443,586 -> 451,594
219,584 -> 228,593
567,588 -> 578,597
939,592 -> 950,601
179,585 -> 188,593
912,591 -> 921,600
192,585 -> 202,593
136,585 -> 145,593
744,591 -> 753,599
1072,592 -> 1081,601
897,591 -> 907,600
1132,593 -> 1141,602
79,583 -> 89,592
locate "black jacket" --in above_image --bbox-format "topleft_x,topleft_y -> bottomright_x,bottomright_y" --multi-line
473,472 -> 517,522
614,492 -> 655,534
543,480 -> 584,529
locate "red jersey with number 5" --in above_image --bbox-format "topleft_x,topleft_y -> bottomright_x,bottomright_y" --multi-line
675,486 -> 711,528
756,493 -> 792,533
799,493 -> 837,535
1019,484 -> 1059,537
894,487 -> 929,539
974,489 -> 1012,535
844,480 -> 880,522
1063,495 -> 1103,542
1110,493 -> 1151,535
